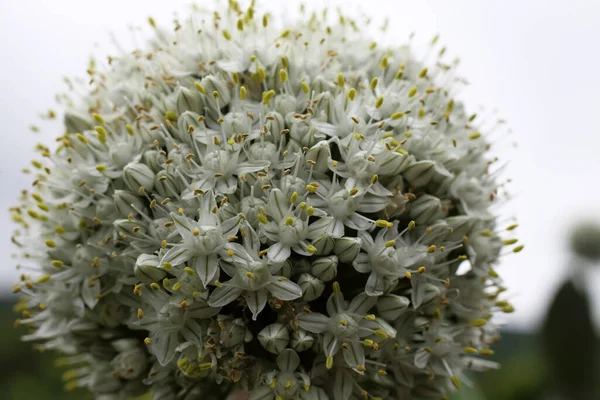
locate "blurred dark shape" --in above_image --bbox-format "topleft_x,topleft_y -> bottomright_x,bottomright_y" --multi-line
540,279 -> 598,400
569,222 -> 600,262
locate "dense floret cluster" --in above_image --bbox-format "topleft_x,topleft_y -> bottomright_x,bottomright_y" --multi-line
10,2 -> 520,399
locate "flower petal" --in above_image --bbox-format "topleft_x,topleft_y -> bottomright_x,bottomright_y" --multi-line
191,254 -> 220,287
245,289 -> 268,320
297,312 -> 329,334
268,277 -> 302,301
208,285 -> 243,307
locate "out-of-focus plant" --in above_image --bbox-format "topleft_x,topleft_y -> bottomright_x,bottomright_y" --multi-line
540,222 -> 600,399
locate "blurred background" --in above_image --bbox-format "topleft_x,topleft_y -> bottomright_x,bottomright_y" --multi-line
1,0 -> 599,398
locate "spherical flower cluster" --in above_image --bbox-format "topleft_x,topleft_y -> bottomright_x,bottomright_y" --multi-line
10,2 -> 521,399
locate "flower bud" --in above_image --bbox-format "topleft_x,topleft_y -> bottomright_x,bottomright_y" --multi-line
122,162 -> 155,194
222,112 -> 252,137
109,140 -> 137,168
290,329 -> 314,353
312,235 -> 335,256
311,255 -> 338,282
114,219 -> 147,239
258,323 -> 289,354
154,170 -> 182,198
241,197 -> 267,228
201,76 -> 231,114
334,237 -> 362,263
409,194 -> 444,224
305,140 -> 331,173
274,93 -> 297,117
134,254 -> 167,284
113,190 -> 145,217
176,86 -> 204,115
142,150 -> 166,173
297,273 -> 325,302
403,160 -> 435,188
111,346 -> 148,380
376,294 -> 410,321
176,111 -> 205,144
64,110 -> 93,133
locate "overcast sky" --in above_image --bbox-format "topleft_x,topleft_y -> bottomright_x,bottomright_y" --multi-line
1,0 -> 599,331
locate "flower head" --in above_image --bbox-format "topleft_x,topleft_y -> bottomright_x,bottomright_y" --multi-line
10,3 -> 519,399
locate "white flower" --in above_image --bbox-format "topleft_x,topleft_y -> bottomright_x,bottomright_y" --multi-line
11,2 -> 517,399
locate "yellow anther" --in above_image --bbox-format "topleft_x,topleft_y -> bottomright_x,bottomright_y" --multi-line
349,188 -> 359,196
285,217 -> 294,226
246,271 -> 256,279
37,275 -> 51,283
464,347 -> 478,354
51,260 -> 64,268
281,56 -> 289,69
178,207 -> 184,215
179,300 -> 188,309
326,356 -> 334,369
280,29 -> 291,38
405,271 -> 412,279
306,184 -> 317,193
227,249 -> 234,257
378,369 -> 387,376
301,81 -> 309,94
363,339 -> 374,348
375,96 -> 384,109
222,29 -> 232,40
192,228 -> 200,236
137,309 -> 144,319
332,281 -> 341,294
408,221 -> 416,229
150,283 -> 160,291
356,364 -> 366,372
374,329 -> 388,339
391,111 -> 405,120
513,245 -> 525,253
258,214 -> 268,224
194,82 -> 206,94
418,68 -> 428,78
370,77 -> 378,91
479,349 -> 494,356
262,89 -> 275,104
451,375 -> 461,390
348,88 -> 356,100
376,220 -> 393,228
240,86 -> 247,100
339,319 -> 348,326
470,319 -> 487,327
306,245 -> 317,254
144,337 -> 151,345
469,132 -> 482,140
337,73 -> 345,87
365,314 -> 376,321
408,87 -> 417,98
427,245 -> 436,253
76,133 -> 88,144
380,55 -> 389,69
172,282 -> 182,292
384,240 -> 396,248
446,99 -> 455,113
290,192 -> 299,203
280,69 -> 288,83
506,224 -> 518,231
45,240 -> 56,248
417,266 -> 426,274
395,70 -> 404,80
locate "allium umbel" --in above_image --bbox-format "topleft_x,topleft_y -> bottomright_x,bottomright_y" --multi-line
11,2 -> 521,399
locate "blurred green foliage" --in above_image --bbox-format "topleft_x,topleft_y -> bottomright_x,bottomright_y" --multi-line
0,298 -> 91,399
